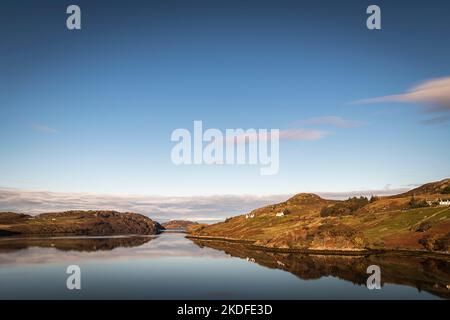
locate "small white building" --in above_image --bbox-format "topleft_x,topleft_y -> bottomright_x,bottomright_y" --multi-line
275,212 -> 284,217
439,200 -> 450,206
245,213 -> 255,219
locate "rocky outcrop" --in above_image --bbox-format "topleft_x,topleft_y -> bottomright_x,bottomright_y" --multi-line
0,210 -> 163,236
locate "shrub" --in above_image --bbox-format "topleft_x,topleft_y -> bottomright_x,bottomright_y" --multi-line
441,186 -> 450,194
408,195 -> 429,209
433,233 -> 450,251
320,196 -> 369,217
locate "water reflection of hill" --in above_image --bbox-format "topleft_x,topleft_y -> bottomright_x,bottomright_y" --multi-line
191,239 -> 450,299
0,236 -> 154,253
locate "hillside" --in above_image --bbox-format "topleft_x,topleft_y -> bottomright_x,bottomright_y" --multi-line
188,179 -> 450,254
162,220 -> 199,230
0,210 -> 163,236
396,178 -> 450,197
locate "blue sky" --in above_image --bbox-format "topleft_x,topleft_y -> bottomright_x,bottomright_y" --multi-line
1,0 -> 449,198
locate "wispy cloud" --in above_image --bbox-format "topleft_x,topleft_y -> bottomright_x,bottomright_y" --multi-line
353,76 -> 450,113
220,128 -> 331,145
420,115 -> 450,126
31,124 -> 57,134
279,128 -> 331,140
296,116 -> 365,128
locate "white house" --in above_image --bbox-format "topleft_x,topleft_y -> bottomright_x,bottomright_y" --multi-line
275,212 -> 284,217
439,200 -> 450,206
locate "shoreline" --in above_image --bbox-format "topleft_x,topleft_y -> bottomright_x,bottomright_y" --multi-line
186,235 -> 450,259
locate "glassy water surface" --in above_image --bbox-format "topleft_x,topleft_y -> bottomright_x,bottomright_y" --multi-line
0,232 -> 449,299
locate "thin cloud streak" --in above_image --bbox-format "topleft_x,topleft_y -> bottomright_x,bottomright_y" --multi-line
279,128 -> 331,140
421,115 -> 450,125
222,128 -> 331,144
353,76 -> 450,113
296,116 -> 365,128
31,124 -> 57,134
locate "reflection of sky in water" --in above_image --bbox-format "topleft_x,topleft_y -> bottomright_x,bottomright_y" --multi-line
0,233 -> 442,300
0,233 -> 225,266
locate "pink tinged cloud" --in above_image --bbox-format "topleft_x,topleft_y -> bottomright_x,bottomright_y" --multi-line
296,116 -> 365,128
278,128 -> 331,140
220,128 -> 331,145
354,76 -> 450,113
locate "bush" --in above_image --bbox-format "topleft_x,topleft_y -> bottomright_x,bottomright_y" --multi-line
441,186 -> 450,194
320,196 -> 369,217
408,195 -> 429,209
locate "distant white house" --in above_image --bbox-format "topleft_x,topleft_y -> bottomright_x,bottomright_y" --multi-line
275,212 -> 284,217
439,200 -> 450,206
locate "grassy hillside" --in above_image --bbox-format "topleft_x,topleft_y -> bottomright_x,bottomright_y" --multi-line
189,179 -> 450,254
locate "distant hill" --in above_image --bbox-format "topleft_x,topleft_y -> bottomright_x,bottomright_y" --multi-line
189,179 -> 450,254
162,220 -> 199,230
0,210 -> 163,236
395,178 -> 450,197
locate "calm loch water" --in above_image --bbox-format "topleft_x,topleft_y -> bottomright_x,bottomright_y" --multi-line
0,232 -> 449,299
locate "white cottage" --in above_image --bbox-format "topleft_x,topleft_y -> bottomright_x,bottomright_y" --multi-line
275,212 -> 284,217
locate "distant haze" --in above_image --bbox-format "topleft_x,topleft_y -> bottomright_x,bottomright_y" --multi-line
0,187 -> 409,222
